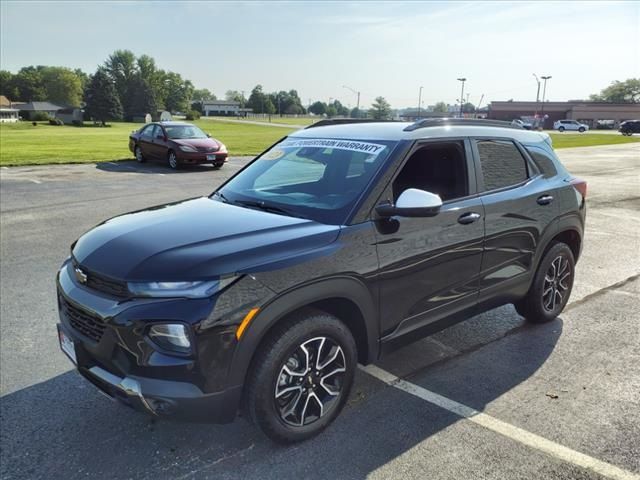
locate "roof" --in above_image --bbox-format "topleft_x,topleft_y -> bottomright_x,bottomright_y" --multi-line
290,120 -> 549,144
16,101 -> 63,111
201,100 -> 240,106
0,95 -> 11,107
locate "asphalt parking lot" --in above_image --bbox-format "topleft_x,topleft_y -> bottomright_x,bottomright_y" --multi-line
1,143 -> 639,480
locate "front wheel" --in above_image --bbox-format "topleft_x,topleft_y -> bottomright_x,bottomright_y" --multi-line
245,309 -> 357,443
167,150 -> 179,170
514,242 -> 575,323
578,127 -> 585,133
135,146 -> 146,163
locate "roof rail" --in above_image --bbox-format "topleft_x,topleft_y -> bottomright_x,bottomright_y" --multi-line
305,118 -> 400,129
403,118 -> 522,132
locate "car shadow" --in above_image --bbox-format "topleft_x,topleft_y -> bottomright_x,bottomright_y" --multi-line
95,160 -> 219,175
0,312 -> 562,479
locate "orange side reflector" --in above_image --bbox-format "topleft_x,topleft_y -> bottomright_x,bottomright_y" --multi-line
236,307 -> 260,340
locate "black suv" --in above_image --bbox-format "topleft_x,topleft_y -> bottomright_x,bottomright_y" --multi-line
619,120 -> 640,135
57,119 -> 586,443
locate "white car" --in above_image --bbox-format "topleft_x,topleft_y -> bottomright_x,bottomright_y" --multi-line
553,120 -> 589,132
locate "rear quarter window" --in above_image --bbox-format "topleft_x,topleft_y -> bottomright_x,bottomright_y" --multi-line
524,146 -> 558,178
476,139 -> 528,191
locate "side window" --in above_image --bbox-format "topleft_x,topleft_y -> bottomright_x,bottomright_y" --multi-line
476,139 -> 528,191
524,146 -> 558,178
140,125 -> 154,139
392,141 -> 468,202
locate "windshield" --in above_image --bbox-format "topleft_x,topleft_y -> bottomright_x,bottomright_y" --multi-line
165,124 -> 208,139
215,137 -> 398,224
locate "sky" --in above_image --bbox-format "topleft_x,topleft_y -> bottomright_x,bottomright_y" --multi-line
1,1 -> 638,109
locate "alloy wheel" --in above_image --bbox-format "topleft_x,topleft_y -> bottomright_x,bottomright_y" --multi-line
168,152 -> 177,169
135,147 -> 143,162
542,255 -> 571,312
274,336 -> 346,427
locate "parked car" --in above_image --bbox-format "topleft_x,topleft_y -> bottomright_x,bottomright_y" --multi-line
511,119 -> 532,130
129,121 -> 228,169
57,118 -> 586,443
619,120 -> 640,136
553,119 -> 589,132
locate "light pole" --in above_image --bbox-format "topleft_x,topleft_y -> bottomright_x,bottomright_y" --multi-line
418,86 -> 423,119
342,85 -> 360,117
533,74 -> 541,122
540,75 -> 552,128
457,78 -> 466,118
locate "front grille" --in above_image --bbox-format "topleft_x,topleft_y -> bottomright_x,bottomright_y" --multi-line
60,295 -> 106,342
86,271 -> 129,297
196,146 -> 217,153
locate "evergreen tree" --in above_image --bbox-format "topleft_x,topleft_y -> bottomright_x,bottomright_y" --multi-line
84,68 -> 123,125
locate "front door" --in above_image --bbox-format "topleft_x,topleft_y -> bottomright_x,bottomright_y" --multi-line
374,139 -> 484,341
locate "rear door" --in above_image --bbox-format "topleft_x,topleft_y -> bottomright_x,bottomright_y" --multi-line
473,138 -> 558,303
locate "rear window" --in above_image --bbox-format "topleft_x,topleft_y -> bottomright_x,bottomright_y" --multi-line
476,139 -> 528,191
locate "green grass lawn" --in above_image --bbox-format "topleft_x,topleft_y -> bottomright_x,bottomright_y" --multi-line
0,120 -> 295,166
1,120 -> 637,166
549,133 -> 640,149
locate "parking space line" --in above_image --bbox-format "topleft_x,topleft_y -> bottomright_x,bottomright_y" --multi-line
361,364 -> 640,480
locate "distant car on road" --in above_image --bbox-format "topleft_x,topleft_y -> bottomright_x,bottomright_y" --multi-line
129,122 -> 228,169
553,120 -> 589,133
619,120 -> 640,136
511,119 -> 532,130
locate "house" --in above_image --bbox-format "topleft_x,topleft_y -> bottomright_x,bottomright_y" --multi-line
16,101 -> 63,120
55,107 -> 83,124
201,100 -> 241,116
0,95 -> 13,108
0,108 -> 19,123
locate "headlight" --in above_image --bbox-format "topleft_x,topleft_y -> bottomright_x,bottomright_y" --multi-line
179,145 -> 197,152
148,323 -> 191,354
217,142 -> 227,153
127,276 -> 239,298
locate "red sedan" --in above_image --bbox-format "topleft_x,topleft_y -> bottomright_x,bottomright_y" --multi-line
129,122 -> 228,169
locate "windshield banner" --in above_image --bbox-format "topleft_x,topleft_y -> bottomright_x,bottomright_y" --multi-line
280,138 -> 387,155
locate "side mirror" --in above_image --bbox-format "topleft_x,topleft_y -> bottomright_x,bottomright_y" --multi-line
155,134 -> 165,140
206,133 -> 211,138
376,188 -> 442,218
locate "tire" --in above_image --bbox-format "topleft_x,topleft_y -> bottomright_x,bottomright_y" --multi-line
558,126 -> 565,132
245,309 -> 357,443
212,163 -> 223,170
134,146 -> 146,163
514,242 -> 575,323
167,150 -> 179,170
578,127 -> 585,133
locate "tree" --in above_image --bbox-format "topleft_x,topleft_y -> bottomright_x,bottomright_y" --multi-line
461,102 -> 475,113
309,101 -> 326,115
590,78 -> 640,103
326,105 -> 338,118
39,66 -> 84,106
246,84 -> 268,113
350,107 -> 362,118
0,70 -> 19,100
433,102 -> 449,113
331,99 -> 349,116
163,72 -> 193,113
225,90 -> 244,104
193,88 -> 214,102
370,96 -> 392,120
12,67 -> 46,101
104,49 -> 137,115
127,75 -> 157,117
84,68 -> 122,124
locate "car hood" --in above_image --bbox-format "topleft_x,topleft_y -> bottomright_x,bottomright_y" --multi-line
172,138 -> 220,149
72,197 -> 340,281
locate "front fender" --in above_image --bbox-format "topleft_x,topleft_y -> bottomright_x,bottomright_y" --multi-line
226,275 -> 379,388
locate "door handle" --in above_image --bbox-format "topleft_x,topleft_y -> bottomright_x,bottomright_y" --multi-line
537,195 -> 554,205
458,212 -> 481,225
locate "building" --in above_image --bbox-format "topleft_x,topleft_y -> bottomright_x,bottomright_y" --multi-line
55,107 -> 83,125
201,100 -> 242,116
488,101 -> 640,129
16,101 -> 63,120
0,95 -> 13,108
0,108 -> 19,122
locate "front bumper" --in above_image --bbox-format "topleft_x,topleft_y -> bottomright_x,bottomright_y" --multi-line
177,151 -> 228,165
55,261 -> 244,423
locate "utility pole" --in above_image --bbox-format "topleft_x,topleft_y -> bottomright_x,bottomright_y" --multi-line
533,74 -> 541,123
342,85 -> 360,117
540,75 -> 552,128
457,78 -> 466,118
418,86 -> 423,119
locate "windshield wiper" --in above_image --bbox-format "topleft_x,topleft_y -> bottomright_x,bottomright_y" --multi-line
212,191 -> 231,203
234,200 -> 307,219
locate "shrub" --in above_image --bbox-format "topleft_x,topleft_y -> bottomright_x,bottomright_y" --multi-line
185,109 -> 201,121
49,119 -> 64,126
30,111 -> 51,121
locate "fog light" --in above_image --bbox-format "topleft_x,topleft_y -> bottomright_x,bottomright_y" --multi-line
148,324 -> 191,354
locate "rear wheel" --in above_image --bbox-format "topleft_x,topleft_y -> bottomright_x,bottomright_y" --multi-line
135,146 -> 146,163
558,126 -> 565,132
515,242 -> 575,323
167,150 -> 179,170
245,309 -> 357,443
